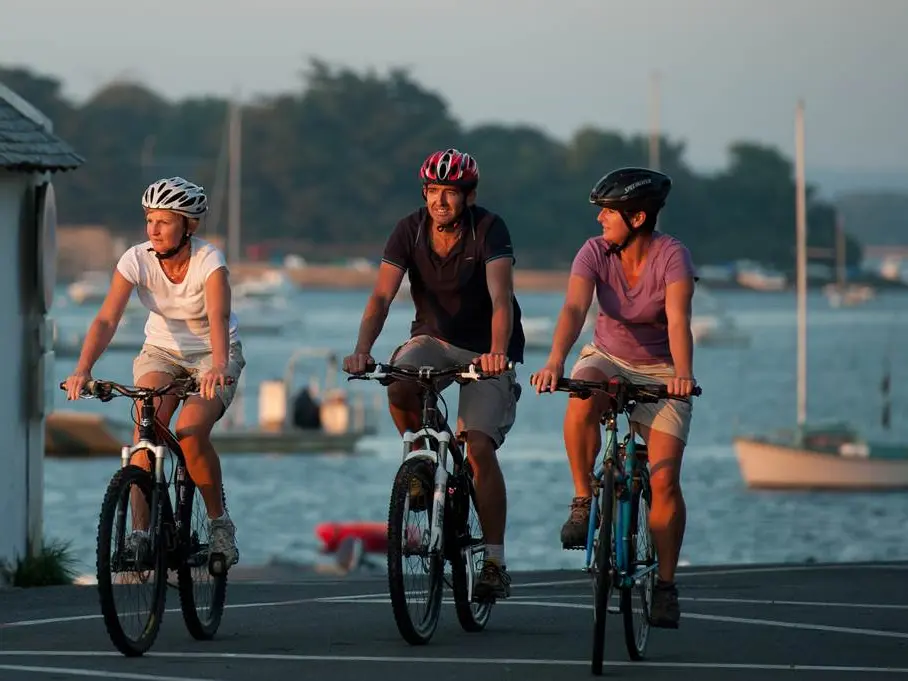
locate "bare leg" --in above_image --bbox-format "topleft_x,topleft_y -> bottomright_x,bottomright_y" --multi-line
464,431 -> 506,546
175,397 -> 228,519
563,367 -> 610,497
634,423 -> 686,583
387,381 -> 423,444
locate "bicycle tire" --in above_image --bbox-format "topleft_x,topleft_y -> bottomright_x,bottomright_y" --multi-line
96,465 -> 167,657
591,465 -> 616,676
387,458 -> 444,645
177,476 -> 228,640
622,478 -> 654,660
450,465 -> 493,632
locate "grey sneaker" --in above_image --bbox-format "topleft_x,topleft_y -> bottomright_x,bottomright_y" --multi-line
473,560 -> 512,602
209,516 -> 239,569
561,496 -> 596,549
122,530 -> 152,567
650,579 -> 680,628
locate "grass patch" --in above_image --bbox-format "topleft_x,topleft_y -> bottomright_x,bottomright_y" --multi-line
2,539 -> 79,587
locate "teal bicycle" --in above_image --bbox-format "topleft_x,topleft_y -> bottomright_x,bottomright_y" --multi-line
543,374 -> 700,675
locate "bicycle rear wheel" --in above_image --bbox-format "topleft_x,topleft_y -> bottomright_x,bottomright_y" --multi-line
177,476 -> 227,640
450,465 -> 493,632
591,466 -> 616,676
96,464 -> 168,657
622,480 -> 655,660
387,457 -> 444,645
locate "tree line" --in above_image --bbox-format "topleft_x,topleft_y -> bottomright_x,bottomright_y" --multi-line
1,60 -> 858,271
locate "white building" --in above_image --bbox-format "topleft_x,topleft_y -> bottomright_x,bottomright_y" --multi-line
0,81 -> 83,582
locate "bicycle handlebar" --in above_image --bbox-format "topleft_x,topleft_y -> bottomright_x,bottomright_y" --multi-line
346,361 -> 513,386
538,375 -> 701,405
59,376 -> 235,402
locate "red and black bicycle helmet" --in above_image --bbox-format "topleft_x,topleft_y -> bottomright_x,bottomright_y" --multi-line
419,148 -> 480,191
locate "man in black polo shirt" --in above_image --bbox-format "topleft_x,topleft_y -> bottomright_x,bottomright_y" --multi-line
343,148 -> 524,601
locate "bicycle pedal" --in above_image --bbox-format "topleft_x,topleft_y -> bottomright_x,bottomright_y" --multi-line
208,552 -> 226,577
561,543 -> 586,551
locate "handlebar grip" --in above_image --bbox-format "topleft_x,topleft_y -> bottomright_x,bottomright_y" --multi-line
59,379 -> 99,395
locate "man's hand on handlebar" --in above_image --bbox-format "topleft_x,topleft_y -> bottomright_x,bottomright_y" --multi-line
472,352 -> 510,376
343,350 -> 375,375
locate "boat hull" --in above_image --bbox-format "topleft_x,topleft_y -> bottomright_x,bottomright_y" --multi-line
734,437 -> 908,490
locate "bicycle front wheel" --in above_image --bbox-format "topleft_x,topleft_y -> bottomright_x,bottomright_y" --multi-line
387,458 -> 444,645
622,479 -> 655,660
177,477 -> 227,640
450,466 -> 493,632
96,464 -> 168,657
591,465 -> 616,676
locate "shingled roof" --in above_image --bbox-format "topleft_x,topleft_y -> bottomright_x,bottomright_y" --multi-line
0,82 -> 84,172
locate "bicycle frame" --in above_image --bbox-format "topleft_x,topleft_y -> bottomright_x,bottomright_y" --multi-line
585,409 -> 658,590
119,393 -> 192,562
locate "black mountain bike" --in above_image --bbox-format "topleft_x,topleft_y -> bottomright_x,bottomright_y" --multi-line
62,376 -> 233,657
349,361 -> 510,644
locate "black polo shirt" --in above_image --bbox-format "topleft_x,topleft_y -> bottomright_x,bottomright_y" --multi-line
382,206 -> 526,363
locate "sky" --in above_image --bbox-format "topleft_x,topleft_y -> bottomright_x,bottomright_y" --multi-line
2,0 -> 906,187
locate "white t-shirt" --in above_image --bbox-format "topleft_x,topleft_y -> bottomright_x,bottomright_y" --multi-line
116,237 -> 240,354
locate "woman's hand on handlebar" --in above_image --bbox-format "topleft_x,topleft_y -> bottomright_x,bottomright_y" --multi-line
530,360 -> 564,394
666,376 -> 697,398
63,368 -> 92,401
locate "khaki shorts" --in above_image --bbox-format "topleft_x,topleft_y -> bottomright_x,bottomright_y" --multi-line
569,343 -> 693,444
389,335 -> 519,448
133,341 -> 246,413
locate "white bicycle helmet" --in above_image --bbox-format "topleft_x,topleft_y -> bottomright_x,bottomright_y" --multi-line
142,176 -> 208,218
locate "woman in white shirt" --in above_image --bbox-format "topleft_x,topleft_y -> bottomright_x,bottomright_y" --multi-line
63,176 -> 245,570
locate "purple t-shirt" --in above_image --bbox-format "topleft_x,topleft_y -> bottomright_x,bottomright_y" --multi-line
571,233 -> 696,365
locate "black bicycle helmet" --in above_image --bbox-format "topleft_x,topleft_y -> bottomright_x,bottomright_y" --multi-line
589,167 -> 672,212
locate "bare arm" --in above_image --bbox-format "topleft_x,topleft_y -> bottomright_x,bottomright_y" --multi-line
485,258 -> 514,356
665,276 -> 695,379
547,275 -> 595,367
74,271 -> 135,374
354,262 -> 405,354
204,267 -> 231,371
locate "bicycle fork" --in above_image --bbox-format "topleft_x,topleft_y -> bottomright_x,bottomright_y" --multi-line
120,439 -> 169,558
402,429 -> 451,557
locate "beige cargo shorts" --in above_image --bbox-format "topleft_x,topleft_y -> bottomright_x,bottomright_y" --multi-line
133,341 -> 246,415
569,343 -> 693,444
389,335 -> 519,448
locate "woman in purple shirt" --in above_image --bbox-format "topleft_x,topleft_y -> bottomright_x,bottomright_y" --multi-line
530,167 -> 697,629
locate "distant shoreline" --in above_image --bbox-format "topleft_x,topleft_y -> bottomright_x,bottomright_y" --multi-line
232,262 -> 571,292
230,262 -> 905,293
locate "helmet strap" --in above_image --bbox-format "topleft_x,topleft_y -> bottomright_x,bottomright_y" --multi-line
149,226 -> 191,260
606,211 -> 640,254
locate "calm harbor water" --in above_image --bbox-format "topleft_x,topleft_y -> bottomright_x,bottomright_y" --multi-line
46,286 -> 908,575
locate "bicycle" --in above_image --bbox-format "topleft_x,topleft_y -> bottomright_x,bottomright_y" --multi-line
348,361 -> 512,645
538,374 -> 701,675
60,376 -> 234,657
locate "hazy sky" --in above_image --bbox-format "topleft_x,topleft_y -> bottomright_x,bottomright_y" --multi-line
2,0 -> 905,176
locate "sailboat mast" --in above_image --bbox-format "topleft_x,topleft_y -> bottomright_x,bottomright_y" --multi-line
835,211 -> 846,287
649,70 -> 661,171
794,100 -> 807,429
227,96 -> 242,265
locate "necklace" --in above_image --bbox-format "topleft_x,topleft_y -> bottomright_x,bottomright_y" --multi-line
163,257 -> 190,283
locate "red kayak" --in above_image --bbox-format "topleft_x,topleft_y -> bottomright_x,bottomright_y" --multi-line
315,521 -> 389,554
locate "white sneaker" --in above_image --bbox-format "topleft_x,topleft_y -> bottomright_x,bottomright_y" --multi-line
209,516 -> 239,569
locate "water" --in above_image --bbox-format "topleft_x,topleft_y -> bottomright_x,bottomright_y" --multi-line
46,287 -> 908,574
